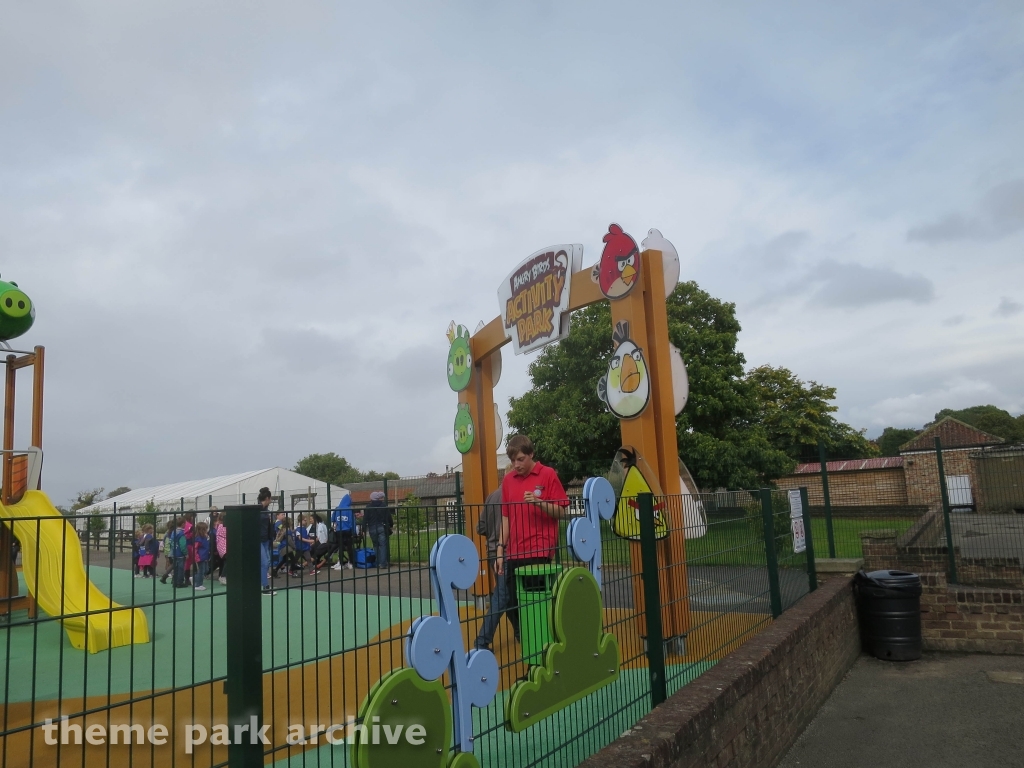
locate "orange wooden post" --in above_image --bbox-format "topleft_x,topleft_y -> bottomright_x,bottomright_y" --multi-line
32,346 -> 45,452
459,340 -> 502,597
608,252 -> 689,642
3,354 -> 14,505
640,252 -> 690,640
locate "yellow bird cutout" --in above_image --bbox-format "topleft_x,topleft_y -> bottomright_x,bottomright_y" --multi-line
610,447 -> 669,541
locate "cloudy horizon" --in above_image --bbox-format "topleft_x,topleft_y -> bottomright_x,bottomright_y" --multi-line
3,2 -> 1022,504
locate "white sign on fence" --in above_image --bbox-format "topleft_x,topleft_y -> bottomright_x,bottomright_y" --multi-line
788,489 -> 806,554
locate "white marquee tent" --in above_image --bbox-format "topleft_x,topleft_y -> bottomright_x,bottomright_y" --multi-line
75,467 -> 350,530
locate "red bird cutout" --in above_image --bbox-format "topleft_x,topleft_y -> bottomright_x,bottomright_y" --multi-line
592,223 -> 640,299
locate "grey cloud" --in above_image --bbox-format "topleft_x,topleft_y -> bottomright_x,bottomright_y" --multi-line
942,314 -> 967,327
908,179 -> 1024,244
382,346 -> 443,392
260,327 -> 351,371
808,261 -> 934,308
994,297 -> 1023,318
762,230 -> 809,266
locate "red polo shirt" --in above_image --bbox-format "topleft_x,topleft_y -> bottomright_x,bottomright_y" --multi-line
501,460 -> 569,562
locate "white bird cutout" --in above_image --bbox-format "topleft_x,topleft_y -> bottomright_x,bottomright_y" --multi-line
641,228 -> 681,299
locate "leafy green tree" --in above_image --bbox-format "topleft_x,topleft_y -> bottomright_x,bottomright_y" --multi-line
930,405 -> 1024,442
138,498 -> 159,527
876,427 -> 920,456
397,494 -> 428,532
745,366 -> 877,462
294,453 -> 362,484
362,470 -> 401,482
507,281 -> 795,490
294,453 -> 400,485
106,486 -> 131,499
87,514 -> 107,533
70,488 -> 104,513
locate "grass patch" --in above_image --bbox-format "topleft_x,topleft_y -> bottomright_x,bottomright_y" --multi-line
810,517 -> 918,559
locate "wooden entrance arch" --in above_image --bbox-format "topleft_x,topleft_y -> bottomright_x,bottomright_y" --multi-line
459,252 -> 690,639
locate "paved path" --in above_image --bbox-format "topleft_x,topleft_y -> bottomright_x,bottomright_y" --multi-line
948,513 -> 1024,560
779,652 -> 1024,768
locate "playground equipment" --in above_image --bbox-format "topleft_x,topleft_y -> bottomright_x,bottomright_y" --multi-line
0,292 -> 148,651
0,486 -> 149,651
449,225 -> 693,643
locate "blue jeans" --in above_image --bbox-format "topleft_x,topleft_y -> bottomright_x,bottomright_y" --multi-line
173,558 -> 186,588
474,559 -> 510,648
368,524 -> 389,568
260,541 -> 271,589
194,560 -> 207,588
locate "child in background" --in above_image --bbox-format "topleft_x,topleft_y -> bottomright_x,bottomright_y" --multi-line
294,515 -> 314,573
131,529 -> 144,578
308,513 -> 331,575
182,512 -> 195,586
170,518 -> 188,588
193,522 -> 211,591
159,520 -> 177,584
208,511 -> 223,580
271,518 -> 299,578
138,524 -> 157,578
216,515 -> 228,585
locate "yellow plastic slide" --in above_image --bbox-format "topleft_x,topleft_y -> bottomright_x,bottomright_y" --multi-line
0,490 -> 149,653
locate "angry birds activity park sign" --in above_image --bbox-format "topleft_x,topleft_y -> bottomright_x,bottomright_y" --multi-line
497,245 -> 584,355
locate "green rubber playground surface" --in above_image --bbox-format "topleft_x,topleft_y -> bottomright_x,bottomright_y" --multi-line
1,566 -> 433,704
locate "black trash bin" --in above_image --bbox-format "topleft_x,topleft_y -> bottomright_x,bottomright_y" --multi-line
854,570 -> 922,661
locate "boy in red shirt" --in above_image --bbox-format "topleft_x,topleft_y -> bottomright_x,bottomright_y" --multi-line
475,434 -> 568,650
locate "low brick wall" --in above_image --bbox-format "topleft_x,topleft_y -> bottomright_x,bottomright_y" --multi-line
580,576 -> 859,768
919,572 -> 1024,654
862,529 -> 1024,654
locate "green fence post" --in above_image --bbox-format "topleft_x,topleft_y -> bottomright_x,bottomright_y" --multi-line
799,487 -> 817,592
109,502 -> 117,558
638,493 -> 667,707
760,488 -> 783,618
326,482 -> 331,513
454,471 -> 464,534
279,491 -> 285,514
935,437 -> 959,584
225,504 -> 265,768
817,441 -> 836,558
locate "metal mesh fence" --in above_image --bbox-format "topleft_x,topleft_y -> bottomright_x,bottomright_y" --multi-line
775,440 -> 1024,589
0,486 -> 820,768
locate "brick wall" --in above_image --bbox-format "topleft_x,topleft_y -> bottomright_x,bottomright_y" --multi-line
580,576 -> 860,768
920,572 -> 1024,654
775,467 -> 908,507
902,448 -> 976,509
861,530 -> 1024,654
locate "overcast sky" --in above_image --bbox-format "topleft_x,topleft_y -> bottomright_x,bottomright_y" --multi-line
3,2 -> 1023,504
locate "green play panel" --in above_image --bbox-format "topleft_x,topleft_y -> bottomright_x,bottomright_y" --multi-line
270,662 -> 713,768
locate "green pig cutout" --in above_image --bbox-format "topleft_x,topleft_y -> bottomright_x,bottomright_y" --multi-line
447,322 -> 473,392
0,276 -> 35,342
351,667 -> 481,768
454,403 -> 475,454
505,567 -> 620,732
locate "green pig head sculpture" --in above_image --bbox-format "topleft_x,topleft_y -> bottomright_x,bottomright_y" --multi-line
0,277 -> 35,342
454,403 -> 475,454
447,322 -> 473,392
